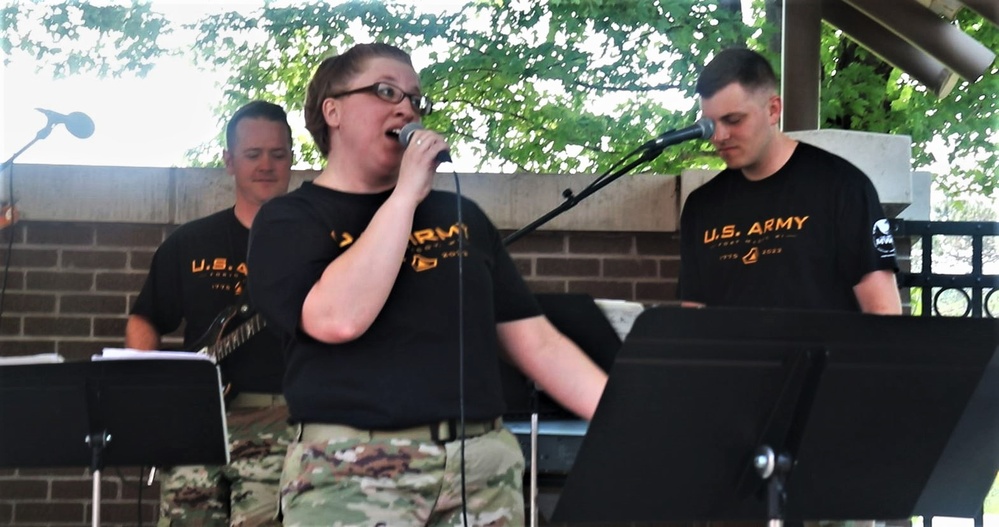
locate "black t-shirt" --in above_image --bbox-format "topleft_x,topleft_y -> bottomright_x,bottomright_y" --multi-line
248,182 -> 541,428
679,142 -> 898,311
130,208 -> 284,393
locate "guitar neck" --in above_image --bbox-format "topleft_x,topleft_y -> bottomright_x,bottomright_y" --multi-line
206,313 -> 266,362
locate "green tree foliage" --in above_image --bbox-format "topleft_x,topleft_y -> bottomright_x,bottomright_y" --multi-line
2,0 -> 996,196
1,1 -> 170,76
819,10 -> 999,197
181,0 -> 749,172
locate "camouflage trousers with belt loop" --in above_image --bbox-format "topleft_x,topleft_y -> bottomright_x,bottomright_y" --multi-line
281,422 -> 525,526
158,396 -> 294,527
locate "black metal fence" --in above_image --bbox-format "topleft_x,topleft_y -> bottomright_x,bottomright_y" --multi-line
893,220 -> 999,318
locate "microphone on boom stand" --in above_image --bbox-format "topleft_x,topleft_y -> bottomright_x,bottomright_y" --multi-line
639,117 -> 715,152
35,108 -> 96,139
508,116 -> 715,527
2,108 -> 96,173
503,117 -> 715,246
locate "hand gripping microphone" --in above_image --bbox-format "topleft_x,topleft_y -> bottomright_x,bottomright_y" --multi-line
398,122 -> 452,163
35,108 -> 96,139
643,117 -> 714,150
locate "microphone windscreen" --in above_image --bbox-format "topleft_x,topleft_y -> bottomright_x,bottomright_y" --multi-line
697,117 -> 715,139
399,122 -> 423,147
66,112 -> 95,139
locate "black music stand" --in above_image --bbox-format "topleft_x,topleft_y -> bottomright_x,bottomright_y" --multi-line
0,359 -> 229,527
552,306 -> 999,524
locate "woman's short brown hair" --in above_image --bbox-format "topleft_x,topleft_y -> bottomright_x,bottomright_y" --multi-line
304,43 -> 414,158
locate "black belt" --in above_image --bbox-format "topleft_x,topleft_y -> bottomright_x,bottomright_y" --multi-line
300,418 -> 503,444
228,392 -> 286,408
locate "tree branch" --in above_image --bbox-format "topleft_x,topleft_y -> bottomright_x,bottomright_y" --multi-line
566,79 -> 684,92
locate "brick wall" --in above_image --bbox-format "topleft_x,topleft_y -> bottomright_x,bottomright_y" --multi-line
0,467 -> 156,527
505,230 -> 680,303
0,222 -> 169,359
0,219 -> 677,526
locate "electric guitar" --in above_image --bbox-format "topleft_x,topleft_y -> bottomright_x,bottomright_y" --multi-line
190,303 -> 267,399
193,303 -> 266,363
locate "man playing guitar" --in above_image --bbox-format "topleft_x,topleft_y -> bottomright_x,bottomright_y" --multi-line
125,100 -> 294,527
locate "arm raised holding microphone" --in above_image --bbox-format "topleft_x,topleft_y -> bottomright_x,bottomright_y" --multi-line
246,42 -> 607,526
293,81 -> 445,342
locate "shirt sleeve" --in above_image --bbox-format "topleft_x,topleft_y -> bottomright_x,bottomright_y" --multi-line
130,235 -> 184,335
678,190 -> 704,303
836,169 -> 899,286
248,198 -> 338,339
479,202 -> 541,323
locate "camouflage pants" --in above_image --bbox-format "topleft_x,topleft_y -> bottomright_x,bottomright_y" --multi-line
159,403 -> 294,527
280,426 -> 525,527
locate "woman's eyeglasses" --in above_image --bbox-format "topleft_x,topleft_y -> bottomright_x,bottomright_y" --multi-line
330,82 -> 433,116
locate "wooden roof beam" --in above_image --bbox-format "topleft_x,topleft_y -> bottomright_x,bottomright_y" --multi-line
823,0 -> 962,97
843,0 -> 996,81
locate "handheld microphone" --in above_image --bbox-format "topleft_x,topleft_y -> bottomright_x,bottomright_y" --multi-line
35,108 -> 95,139
643,117 -> 714,150
399,122 -> 451,163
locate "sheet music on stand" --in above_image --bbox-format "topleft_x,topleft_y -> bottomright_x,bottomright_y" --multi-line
0,353 -> 229,527
96,347 -> 217,362
87,347 -> 230,464
593,298 -> 645,341
0,352 -> 65,365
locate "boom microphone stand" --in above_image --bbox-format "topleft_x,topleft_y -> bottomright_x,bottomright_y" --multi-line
503,118 -> 714,525
1,108 -> 95,174
503,117 -> 714,246
0,108 -> 94,321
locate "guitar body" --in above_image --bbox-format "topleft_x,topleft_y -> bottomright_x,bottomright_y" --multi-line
189,303 -> 267,404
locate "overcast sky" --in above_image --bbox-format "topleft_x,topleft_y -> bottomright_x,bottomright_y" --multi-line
1,1 -> 239,169
0,0 -> 474,170
2,56 -> 224,168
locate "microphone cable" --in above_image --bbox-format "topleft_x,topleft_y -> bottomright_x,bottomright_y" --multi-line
0,164 -> 17,336
405,123 -> 471,524
450,165 -> 471,527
